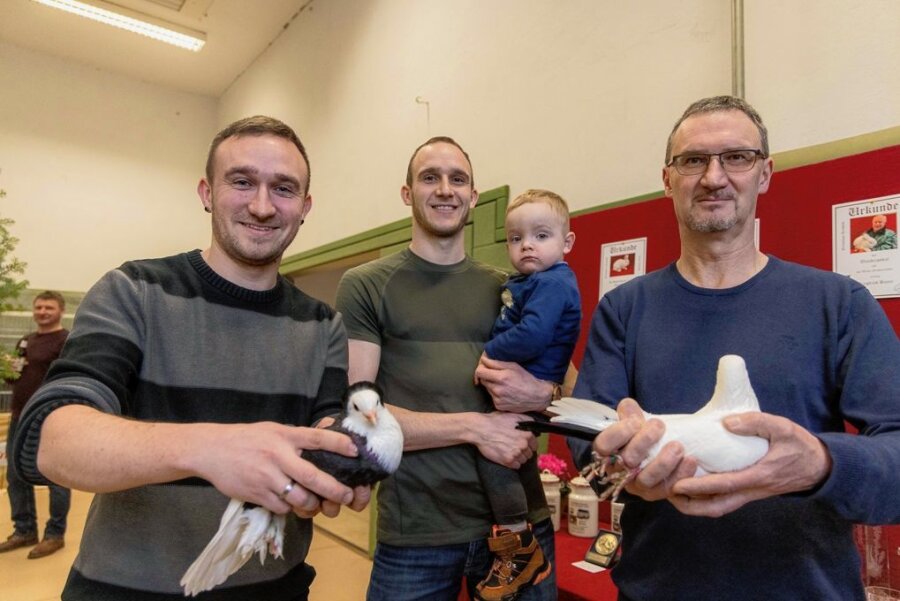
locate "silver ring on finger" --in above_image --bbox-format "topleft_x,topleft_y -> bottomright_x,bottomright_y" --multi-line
278,480 -> 295,500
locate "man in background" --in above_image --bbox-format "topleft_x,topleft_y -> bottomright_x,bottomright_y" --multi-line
1,291 -> 69,559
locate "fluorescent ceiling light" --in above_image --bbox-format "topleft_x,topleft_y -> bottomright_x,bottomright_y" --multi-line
32,0 -> 206,52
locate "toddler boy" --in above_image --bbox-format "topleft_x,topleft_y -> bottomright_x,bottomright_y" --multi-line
474,189 -> 581,601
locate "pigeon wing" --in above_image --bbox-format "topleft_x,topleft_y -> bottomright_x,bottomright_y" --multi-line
516,419 -> 601,441
304,428 -> 392,487
657,413 -> 769,475
549,397 -> 619,430
515,399 -> 618,441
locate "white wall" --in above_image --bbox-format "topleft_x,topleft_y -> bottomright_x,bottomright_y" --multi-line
218,0 -> 732,256
746,0 -> 900,150
219,0 -> 900,260
0,41 -> 217,292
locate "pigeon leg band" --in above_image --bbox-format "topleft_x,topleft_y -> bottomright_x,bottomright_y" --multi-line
279,480 -> 295,500
582,452 -> 640,503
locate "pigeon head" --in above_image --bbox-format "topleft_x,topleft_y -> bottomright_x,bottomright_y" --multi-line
343,381 -> 387,431
341,381 -> 403,473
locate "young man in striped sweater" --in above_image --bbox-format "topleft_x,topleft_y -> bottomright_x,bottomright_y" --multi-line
12,116 -> 368,600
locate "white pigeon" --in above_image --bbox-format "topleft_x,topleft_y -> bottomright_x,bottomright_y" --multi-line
546,355 -> 769,499
180,382 -> 403,597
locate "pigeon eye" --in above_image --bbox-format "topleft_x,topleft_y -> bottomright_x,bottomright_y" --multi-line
352,403 -> 359,412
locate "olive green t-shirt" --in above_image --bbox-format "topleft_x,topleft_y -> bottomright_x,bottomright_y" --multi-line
336,249 -> 549,546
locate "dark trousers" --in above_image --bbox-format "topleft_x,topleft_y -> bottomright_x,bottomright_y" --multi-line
475,454 -> 534,526
5,416 -> 71,538
367,519 -> 556,601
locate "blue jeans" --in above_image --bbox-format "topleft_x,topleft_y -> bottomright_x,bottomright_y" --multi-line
5,417 -> 71,539
367,518 -> 557,601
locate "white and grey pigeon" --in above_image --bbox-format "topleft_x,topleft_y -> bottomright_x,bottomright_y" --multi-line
523,355 -> 769,500
181,381 -> 403,597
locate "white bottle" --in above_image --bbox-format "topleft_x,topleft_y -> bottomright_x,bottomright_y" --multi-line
540,471 -> 561,532
567,476 -> 599,538
610,501 -> 624,534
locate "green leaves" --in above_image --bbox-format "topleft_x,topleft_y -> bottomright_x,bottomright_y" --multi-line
0,181 -> 29,378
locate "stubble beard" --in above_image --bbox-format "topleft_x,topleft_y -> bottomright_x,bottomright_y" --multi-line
210,206 -> 293,268
411,198 -> 470,239
684,197 -> 742,233
35,315 -> 62,330
684,212 -> 739,233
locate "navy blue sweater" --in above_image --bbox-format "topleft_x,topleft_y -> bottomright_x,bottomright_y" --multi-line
572,256 -> 900,601
484,262 -> 581,383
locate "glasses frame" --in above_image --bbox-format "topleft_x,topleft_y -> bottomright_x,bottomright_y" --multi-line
667,148 -> 766,176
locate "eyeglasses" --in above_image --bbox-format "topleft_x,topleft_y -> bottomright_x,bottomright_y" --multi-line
667,149 -> 765,176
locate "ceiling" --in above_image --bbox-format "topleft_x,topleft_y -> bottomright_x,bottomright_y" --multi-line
0,0 -> 310,97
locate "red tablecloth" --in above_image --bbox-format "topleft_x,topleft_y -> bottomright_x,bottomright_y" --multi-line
555,528 -> 619,601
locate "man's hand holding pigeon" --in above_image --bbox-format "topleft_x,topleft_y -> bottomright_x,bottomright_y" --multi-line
185,420 -> 362,517
592,398 -> 700,503
669,412 -> 833,518
181,382 -> 403,596
592,387 -> 833,518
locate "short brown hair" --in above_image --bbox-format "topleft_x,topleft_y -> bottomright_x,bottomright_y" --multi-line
206,116 -> 310,191
405,136 -> 474,187
506,189 -> 571,231
665,95 -> 769,163
34,290 -> 65,311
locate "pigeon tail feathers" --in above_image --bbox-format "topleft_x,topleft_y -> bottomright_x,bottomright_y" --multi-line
180,499 -> 285,597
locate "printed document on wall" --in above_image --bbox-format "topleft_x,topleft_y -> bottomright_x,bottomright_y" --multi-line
832,194 -> 900,299
599,237 -> 646,298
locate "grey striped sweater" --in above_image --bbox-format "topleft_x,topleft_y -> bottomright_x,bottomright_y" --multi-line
13,250 -> 348,600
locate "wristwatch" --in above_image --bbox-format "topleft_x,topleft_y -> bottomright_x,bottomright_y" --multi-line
551,382 -> 563,402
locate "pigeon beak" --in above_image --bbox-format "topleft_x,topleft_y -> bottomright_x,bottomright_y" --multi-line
364,410 -> 378,426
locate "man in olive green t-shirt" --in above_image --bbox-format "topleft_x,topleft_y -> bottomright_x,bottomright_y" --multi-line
336,137 -> 557,601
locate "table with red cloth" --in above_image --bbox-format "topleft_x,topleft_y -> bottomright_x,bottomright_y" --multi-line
555,528 -> 619,601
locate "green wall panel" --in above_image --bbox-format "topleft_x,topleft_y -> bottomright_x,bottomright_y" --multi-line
281,186 -> 512,275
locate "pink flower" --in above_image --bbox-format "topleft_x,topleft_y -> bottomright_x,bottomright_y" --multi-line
538,453 -> 569,480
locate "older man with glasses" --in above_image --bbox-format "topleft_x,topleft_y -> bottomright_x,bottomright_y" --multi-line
570,95 -> 900,600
